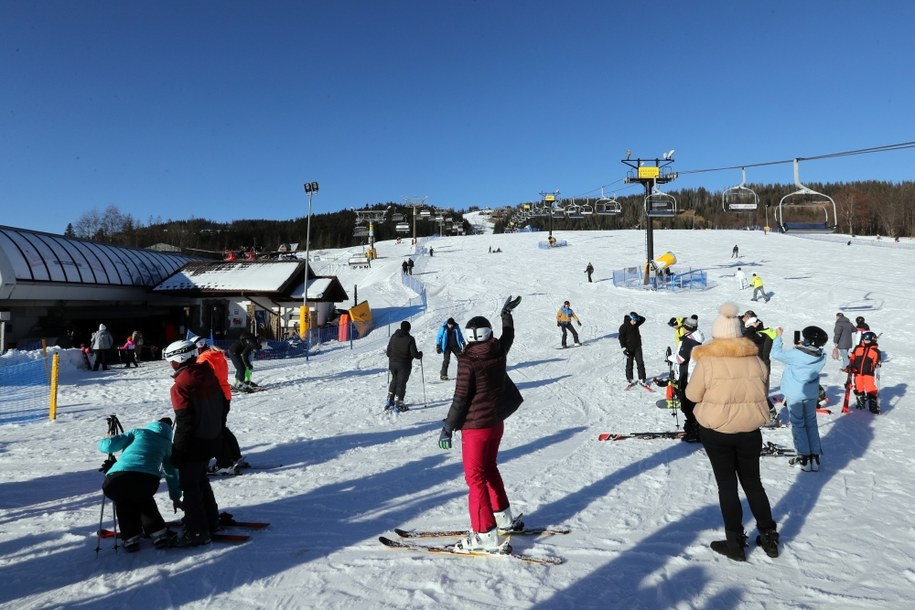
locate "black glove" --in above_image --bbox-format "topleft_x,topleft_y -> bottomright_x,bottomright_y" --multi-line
417,351 -> 423,359
577,321 -> 582,327
438,425 -> 453,450
623,348 -> 631,357
557,322 -> 561,327
99,455 -> 117,474
501,295 -> 522,315
436,346 -> 442,354
173,499 -> 185,513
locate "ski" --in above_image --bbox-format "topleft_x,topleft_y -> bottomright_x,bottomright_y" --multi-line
841,368 -> 854,413
761,442 -> 796,457
598,431 -> 684,441
394,525 -> 570,539
208,464 -> 282,476
97,529 -> 250,544
378,536 -> 563,566
165,514 -> 270,530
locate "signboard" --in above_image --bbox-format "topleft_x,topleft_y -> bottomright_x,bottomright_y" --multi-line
543,194 -> 556,202
638,166 -> 660,179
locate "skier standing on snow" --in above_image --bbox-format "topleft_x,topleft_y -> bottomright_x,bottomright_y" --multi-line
226,332 -> 258,392
164,339 -> 224,547
833,313 -> 855,368
771,325 -> 827,472
97,417 -> 183,551
750,273 -> 768,302
847,331 -> 881,414
735,267 -> 748,290
619,311 -> 648,386
191,335 -> 247,474
585,262 -> 594,283
685,302 -> 779,562
117,333 -> 139,369
385,321 -> 423,411
732,244 -> 739,258
669,315 -> 703,442
436,317 -> 465,381
437,296 -> 524,554
742,311 -> 778,426
555,300 -> 582,347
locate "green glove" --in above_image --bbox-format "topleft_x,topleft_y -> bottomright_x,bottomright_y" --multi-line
438,426 -> 453,450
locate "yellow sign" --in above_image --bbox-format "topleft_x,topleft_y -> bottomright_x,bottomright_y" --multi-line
544,194 -> 555,202
638,166 -> 660,179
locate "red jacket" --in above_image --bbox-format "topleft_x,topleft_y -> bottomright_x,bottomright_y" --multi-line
197,348 -> 232,400
848,343 -> 880,377
170,362 -> 224,466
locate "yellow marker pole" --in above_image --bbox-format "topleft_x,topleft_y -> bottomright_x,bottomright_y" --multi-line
49,353 -> 59,421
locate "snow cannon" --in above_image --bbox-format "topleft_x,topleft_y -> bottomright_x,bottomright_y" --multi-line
655,252 -> 677,270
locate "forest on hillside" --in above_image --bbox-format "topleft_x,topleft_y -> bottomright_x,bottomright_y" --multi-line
64,180 -> 914,254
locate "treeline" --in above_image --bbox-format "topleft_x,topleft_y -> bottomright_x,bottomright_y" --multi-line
66,203 -> 469,256
494,180 -> 915,237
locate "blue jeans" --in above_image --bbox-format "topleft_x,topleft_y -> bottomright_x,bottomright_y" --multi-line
788,398 -> 822,456
838,348 -> 849,368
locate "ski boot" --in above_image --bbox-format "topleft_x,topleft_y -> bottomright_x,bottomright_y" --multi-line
493,507 -> 525,534
440,374 -> 449,381
384,393 -> 395,412
453,528 -> 507,554
855,392 -> 867,410
123,535 -> 141,553
394,399 -> 409,412
868,393 -> 880,414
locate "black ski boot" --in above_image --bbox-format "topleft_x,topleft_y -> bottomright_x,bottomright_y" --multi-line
868,393 -> 880,414
855,393 -> 867,410
710,530 -> 748,562
681,421 -> 701,443
756,529 -> 780,558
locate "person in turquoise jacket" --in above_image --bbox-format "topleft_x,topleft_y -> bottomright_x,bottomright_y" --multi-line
98,418 -> 182,551
435,318 -> 465,380
771,326 -> 827,472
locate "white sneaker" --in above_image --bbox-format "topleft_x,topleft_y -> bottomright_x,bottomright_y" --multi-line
493,507 -> 524,533
453,528 -> 504,554
810,455 -> 820,472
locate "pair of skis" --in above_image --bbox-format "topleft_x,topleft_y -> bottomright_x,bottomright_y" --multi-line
379,521 -> 567,565
98,516 -> 269,545
598,431 -> 685,441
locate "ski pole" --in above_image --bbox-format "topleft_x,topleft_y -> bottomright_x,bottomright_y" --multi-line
95,494 -> 106,556
420,357 -> 426,407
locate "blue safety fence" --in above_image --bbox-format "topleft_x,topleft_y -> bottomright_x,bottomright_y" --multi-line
0,359 -> 50,424
538,239 -> 568,249
612,266 -> 708,291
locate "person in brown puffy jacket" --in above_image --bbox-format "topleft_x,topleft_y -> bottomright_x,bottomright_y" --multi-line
686,302 -> 779,562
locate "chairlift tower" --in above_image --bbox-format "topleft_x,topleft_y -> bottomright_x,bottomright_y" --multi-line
623,154 -> 678,284
539,190 -> 561,239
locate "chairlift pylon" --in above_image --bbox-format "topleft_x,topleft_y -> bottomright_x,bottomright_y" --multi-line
722,167 -> 759,212
775,159 -> 837,233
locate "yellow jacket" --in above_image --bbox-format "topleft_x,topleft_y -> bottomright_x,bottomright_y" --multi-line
556,307 -> 580,325
751,275 -> 764,288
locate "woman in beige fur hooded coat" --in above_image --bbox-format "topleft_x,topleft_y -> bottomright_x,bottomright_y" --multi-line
686,302 -> 779,562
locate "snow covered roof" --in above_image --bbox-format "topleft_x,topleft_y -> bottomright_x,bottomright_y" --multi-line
153,260 -> 348,302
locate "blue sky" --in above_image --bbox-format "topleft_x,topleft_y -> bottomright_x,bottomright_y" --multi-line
2,1 -> 914,234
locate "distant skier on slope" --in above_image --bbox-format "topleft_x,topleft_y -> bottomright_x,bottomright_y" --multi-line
555,300 -> 582,347
385,321 -> 423,411
435,317 -> 465,381
619,311 -> 648,387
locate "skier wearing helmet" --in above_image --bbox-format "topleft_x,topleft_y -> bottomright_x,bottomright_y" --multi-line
848,331 -> 881,414
164,339 -> 224,547
438,295 -> 523,554
770,325 -> 828,472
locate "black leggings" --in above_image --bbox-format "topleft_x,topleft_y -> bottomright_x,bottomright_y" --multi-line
699,427 -> 776,534
103,472 -> 166,539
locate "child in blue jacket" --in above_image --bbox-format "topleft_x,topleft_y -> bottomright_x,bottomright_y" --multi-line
98,418 -> 182,551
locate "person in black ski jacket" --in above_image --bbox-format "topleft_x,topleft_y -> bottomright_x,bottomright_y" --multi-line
670,316 -> 704,441
619,312 -> 647,384
742,310 -> 778,424
226,332 -> 258,391
385,321 -> 423,410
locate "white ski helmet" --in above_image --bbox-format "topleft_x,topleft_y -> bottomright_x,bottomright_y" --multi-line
465,316 -> 493,343
164,340 -> 198,365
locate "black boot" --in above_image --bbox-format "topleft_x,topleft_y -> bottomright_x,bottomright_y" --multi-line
855,393 -> 866,410
756,528 -> 780,558
868,393 -> 880,414
710,530 -> 747,562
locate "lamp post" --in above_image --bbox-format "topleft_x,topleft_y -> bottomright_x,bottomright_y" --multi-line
301,181 -> 319,340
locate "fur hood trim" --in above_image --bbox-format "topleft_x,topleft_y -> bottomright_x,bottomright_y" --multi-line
692,337 -> 758,360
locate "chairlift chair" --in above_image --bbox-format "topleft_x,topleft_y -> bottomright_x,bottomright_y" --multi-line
392,213 -> 405,222
580,203 -> 594,216
595,188 -> 622,215
566,203 -> 584,219
645,185 -> 677,218
419,208 -> 432,219
722,167 -> 759,212
775,159 -> 837,233
395,223 -> 410,233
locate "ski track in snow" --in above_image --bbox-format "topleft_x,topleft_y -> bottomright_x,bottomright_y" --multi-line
1,222 -> 913,609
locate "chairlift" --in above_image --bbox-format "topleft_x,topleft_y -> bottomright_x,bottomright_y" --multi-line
775,159 -> 837,233
645,184 -> 677,217
392,213 -> 405,223
353,227 -> 369,237
580,203 -> 594,216
566,202 -> 584,219
595,188 -> 622,215
419,208 -> 432,219
722,167 -> 759,212
395,223 -> 410,233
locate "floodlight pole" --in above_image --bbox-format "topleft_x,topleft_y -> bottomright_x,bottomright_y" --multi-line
622,157 -> 676,284
301,181 -> 319,340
